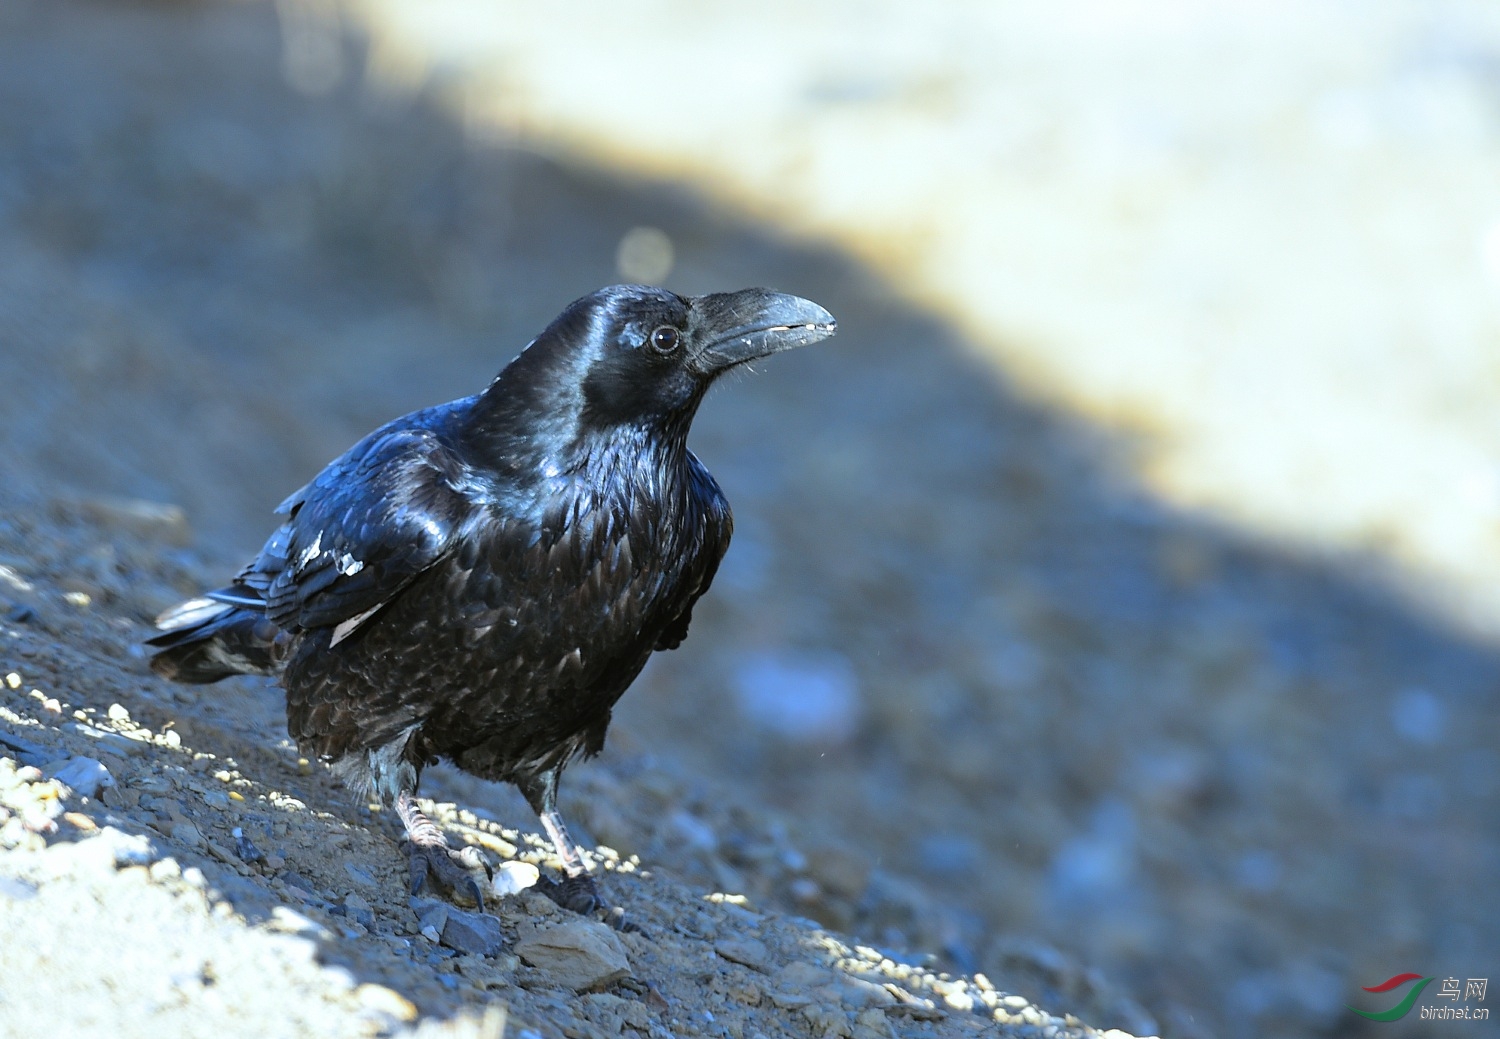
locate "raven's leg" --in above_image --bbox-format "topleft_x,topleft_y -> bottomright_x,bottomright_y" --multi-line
395,790 -> 488,909
353,735 -> 488,908
519,768 -> 608,917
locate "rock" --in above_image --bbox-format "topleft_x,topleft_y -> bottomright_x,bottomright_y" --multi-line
269,906 -> 331,939
769,989 -> 816,1010
768,959 -> 844,1009
775,960 -> 836,990
62,803 -> 96,833
169,821 -> 205,848
491,860 -> 540,897
514,919 -> 631,991
232,826 -> 264,863
343,862 -> 377,888
837,975 -> 896,1009
204,839 -> 239,866
44,826 -> 157,874
414,902 -> 449,942
0,729 -> 49,769
851,1008 -> 896,1039
800,1003 -> 852,1038
714,938 -> 770,972
90,826 -> 156,867
942,989 -> 974,1012
440,908 -> 506,956
280,872 -> 319,901
580,991 -> 651,1031
51,757 -> 114,799
132,775 -> 172,795
0,876 -> 37,901
338,893 -> 376,930
881,989 -> 946,1022
65,723 -> 143,757
355,983 -> 418,1022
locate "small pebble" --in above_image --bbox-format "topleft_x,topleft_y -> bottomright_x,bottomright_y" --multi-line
170,822 -> 205,848
51,757 -> 114,800
343,862 -> 377,888
439,908 -> 506,957
514,919 -> 631,991
714,938 -> 769,972
943,990 -> 975,1012
356,984 -> 417,1022
62,811 -> 96,832
0,876 -> 38,901
491,860 -> 541,897
232,826 -> 265,863
339,894 -> 376,929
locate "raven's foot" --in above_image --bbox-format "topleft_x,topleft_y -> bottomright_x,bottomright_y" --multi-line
395,791 -> 488,909
539,872 -> 601,914
404,837 -> 488,909
536,873 -> 641,933
529,802 -> 640,931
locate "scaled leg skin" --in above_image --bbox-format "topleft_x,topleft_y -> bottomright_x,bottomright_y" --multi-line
522,769 -> 635,930
395,789 -> 488,910
539,805 -> 602,914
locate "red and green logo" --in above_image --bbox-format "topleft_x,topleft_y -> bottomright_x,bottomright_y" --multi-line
1347,974 -> 1434,1021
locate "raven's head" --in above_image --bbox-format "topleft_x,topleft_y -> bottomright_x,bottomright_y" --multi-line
504,285 -> 836,437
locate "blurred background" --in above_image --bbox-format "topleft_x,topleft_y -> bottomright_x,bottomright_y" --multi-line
2,0 -> 1498,1036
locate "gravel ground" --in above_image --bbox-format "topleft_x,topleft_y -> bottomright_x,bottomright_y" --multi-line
0,3 -> 1497,1038
0,491 -> 1148,1039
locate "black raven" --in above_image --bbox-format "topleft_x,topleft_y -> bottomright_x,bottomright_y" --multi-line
146,285 -> 836,914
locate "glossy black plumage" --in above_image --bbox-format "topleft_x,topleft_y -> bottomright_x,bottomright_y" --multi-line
146,284 -> 836,910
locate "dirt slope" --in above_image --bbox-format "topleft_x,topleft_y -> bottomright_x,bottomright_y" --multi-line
0,4 -> 1496,1039
0,488 -> 1149,1038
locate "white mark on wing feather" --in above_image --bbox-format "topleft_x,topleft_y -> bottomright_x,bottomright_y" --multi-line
330,602 -> 385,646
154,596 -> 229,631
297,532 -> 323,568
554,647 -> 583,675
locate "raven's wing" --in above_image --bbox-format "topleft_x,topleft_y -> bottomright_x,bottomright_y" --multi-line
219,427 -> 478,636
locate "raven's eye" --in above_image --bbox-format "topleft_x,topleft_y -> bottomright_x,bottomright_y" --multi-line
648,326 -> 680,354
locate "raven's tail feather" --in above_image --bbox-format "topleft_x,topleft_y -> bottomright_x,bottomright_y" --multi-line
146,596 -> 285,683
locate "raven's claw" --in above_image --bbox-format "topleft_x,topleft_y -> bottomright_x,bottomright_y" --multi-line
404,838 -> 488,910
536,874 -> 641,932
538,873 -> 599,914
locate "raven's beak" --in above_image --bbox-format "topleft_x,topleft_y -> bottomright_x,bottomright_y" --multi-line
688,288 -> 837,375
